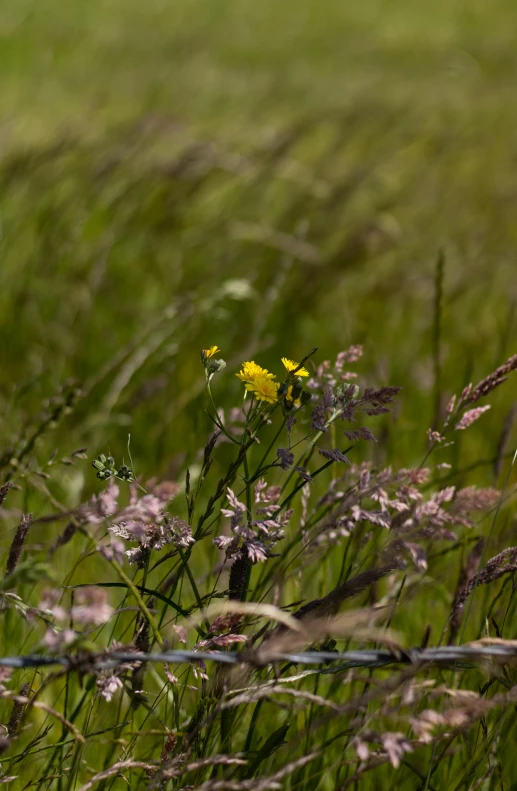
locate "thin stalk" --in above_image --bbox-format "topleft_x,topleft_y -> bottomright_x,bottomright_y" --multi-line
206,381 -> 240,445
178,547 -> 205,617
280,406 -> 343,494
251,416 -> 288,481
432,248 -> 445,429
108,558 -> 164,649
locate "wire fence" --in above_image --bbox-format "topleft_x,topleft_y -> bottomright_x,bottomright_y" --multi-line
0,643 -> 515,671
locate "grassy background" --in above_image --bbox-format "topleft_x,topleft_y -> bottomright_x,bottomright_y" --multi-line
1,0 -> 517,788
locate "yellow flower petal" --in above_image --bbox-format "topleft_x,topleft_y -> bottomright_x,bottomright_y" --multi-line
245,375 -> 279,404
203,345 -> 221,359
236,360 -> 275,383
281,357 -> 309,377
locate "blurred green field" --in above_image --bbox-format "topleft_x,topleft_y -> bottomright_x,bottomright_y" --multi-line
1,0 -> 517,473
1,1 -> 517,788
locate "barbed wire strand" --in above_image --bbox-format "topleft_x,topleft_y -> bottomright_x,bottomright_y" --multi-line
0,644 -> 515,671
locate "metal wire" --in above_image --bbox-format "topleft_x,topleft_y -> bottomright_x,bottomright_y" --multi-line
0,643 -> 513,671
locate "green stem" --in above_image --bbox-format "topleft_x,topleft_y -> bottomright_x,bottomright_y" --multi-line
251,417 -> 287,481
275,459 -> 334,518
280,405 -> 346,493
206,381 -> 240,444
109,558 -> 164,649
280,428 -> 324,493
195,433 -> 257,539
178,547 -> 205,616
242,454 -> 252,521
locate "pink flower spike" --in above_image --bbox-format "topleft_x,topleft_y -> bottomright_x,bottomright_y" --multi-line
455,405 -> 491,430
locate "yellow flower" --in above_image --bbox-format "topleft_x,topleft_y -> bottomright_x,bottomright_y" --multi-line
245,375 -> 279,404
236,361 -> 275,384
281,357 -> 309,377
203,346 -> 221,359
286,385 -> 302,409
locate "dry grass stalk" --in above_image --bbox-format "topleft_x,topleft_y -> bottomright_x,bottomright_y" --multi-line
6,683 -> 30,737
0,483 -> 14,507
74,760 -> 157,791
292,562 -> 402,621
251,608 -> 401,664
448,538 -> 484,644
493,403 -> 517,478
5,514 -> 32,575
462,353 -> 517,406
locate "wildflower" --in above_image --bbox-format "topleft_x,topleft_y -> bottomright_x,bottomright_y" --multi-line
235,360 -> 280,402
245,375 -> 279,404
236,360 -> 275,383
282,357 -> 309,377
201,345 -> 226,378
202,346 -> 221,360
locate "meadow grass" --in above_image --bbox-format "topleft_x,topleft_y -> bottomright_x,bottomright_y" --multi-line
1,0 -> 517,788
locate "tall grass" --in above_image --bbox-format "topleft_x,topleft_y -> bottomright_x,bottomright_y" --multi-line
2,3 -> 517,786
0,337 -> 516,790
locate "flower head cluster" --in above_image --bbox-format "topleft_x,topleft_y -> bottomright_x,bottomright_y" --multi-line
235,356 -> 313,408
307,345 -> 363,393
90,480 -> 194,567
213,485 -> 292,564
236,361 -> 275,383
315,462 -> 500,575
236,361 -> 279,404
